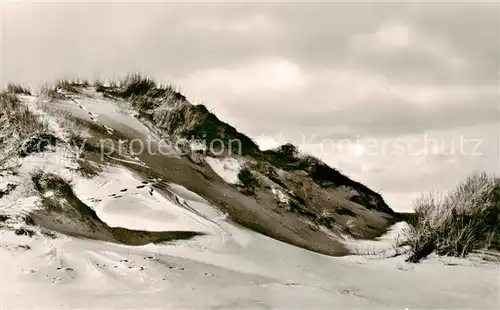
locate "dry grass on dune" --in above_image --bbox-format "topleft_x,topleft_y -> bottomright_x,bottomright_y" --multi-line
0,92 -> 48,142
404,172 -> 500,262
6,83 -> 31,96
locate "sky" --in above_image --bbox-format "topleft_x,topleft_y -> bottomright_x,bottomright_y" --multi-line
1,1 -> 499,211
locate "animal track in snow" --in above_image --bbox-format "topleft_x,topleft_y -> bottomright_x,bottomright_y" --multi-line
56,89 -> 114,135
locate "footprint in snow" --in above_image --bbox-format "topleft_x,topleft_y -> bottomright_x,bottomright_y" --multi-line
56,267 -> 74,271
166,265 -> 184,271
52,276 -> 63,283
22,268 -> 37,274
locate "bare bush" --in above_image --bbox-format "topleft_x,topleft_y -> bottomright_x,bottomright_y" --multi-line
404,172 -> 500,262
237,167 -> 259,196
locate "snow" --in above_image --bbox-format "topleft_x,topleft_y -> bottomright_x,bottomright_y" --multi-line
1,217 -> 498,309
43,91 -> 178,158
271,186 -> 289,203
342,221 -> 410,256
72,165 -> 219,234
189,140 -> 207,152
204,156 -> 243,184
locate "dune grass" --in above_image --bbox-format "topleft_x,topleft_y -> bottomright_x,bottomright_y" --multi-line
7,83 -> 31,95
404,172 -> 500,262
237,167 -> 259,196
0,92 -> 48,141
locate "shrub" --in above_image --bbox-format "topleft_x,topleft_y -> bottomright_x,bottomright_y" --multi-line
55,79 -> 88,93
262,144 -> 313,171
404,172 -> 500,262
237,167 -> 258,196
18,133 -> 58,157
14,227 -> 36,237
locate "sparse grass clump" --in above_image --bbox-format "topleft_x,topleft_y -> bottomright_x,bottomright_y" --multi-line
18,133 -> 58,157
120,73 -> 157,97
7,83 -> 31,95
96,73 -> 182,100
0,91 -> 48,141
404,172 -> 500,263
237,167 -> 258,196
14,227 -> 36,237
39,78 -> 89,100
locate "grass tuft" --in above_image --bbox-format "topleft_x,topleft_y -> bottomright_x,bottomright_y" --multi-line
404,172 -> 500,262
0,92 -> 48,142
237,167 -> 258,196
7,83 -> 31,95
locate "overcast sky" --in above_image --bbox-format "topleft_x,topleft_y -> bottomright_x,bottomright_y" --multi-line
1,1 -> 498,211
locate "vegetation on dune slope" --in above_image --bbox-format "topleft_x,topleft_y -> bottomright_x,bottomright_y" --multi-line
404,172 -> 500,262
0,92 -> 47,140
93,74 -> 391,210
6,83 -> 31,96
0,91 -> 52,166
96,73 -> 260,156
237,167 -> 259,196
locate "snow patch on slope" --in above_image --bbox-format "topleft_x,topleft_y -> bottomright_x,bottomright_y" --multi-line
72,166 -> 219,234
205,156 -> 243,184
341,221 -> 409,256
189,140 -> 207,152
271,186 -> 290,203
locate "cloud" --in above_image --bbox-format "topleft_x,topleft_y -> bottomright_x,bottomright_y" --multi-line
179,60 -> 498,141
181,58 -> 308,98
348,21 -> 469,79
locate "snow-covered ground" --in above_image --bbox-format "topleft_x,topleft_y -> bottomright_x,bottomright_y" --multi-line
1,92 -> 498,309
2,209 -> 498,309
342,221 -> 409,256
204,156 -> 243,184
271,186 -> 290,204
